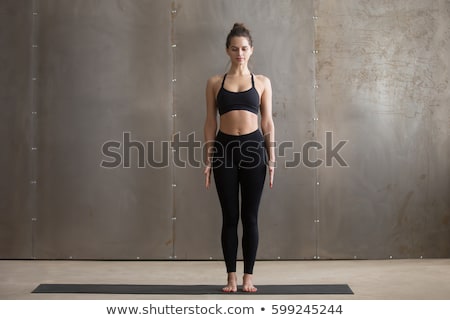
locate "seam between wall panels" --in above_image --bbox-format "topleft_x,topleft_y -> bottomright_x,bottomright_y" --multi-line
170,1 -> 178,260
312,0 -> 320,260
30,0 -> 40,259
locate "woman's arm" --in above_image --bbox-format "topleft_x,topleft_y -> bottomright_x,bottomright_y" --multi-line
260,76 -> 275,188
203,77 -> 218,188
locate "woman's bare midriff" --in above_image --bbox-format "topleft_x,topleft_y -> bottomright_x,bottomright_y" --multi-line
219,110 -> 259,135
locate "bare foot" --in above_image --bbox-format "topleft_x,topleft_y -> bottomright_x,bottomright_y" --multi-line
242,273 -> 257,292
222,273 -> 237,293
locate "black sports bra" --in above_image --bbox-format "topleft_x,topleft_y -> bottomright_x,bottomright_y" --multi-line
216,73 -> 260,116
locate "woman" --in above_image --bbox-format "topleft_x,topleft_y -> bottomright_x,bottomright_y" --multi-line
204,23 -> 275,293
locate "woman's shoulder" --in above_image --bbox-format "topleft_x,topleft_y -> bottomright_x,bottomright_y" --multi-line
254,73 -> 271,82
206,74 -> 224,92
254,74 -> 271,88
206,75 -> 224,97
207,74 -> 223,85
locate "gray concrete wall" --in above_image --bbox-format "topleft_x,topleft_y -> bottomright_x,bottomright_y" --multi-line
1,0 -> 449,260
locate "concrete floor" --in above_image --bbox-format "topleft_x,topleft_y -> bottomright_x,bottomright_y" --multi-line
1,259 -> 450,300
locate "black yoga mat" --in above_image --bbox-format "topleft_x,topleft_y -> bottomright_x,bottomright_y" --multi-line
32,284 -> 353,295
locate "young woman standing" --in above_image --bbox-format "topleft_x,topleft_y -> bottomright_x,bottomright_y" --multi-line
204,23 -> 275,293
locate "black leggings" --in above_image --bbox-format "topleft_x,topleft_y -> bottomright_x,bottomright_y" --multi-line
212,129 -> 267,274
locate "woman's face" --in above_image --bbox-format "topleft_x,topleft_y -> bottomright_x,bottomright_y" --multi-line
226,36 -> 253,65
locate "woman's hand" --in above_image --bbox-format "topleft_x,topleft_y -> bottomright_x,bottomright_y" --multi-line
204,165 -> 212,189
268,162 -> 275,188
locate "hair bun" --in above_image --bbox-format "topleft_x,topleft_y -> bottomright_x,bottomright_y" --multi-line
226,22 -> 253,48
233,23 -> 245,29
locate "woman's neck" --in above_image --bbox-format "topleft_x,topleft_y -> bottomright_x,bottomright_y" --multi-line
227,64 -> 251,76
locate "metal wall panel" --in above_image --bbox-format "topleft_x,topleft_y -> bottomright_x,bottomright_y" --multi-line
0,0 -> 33,258
315,0 -> 450,258
1,0 -> 449,260
172,0 -> 317,260
34,0 -> 174,259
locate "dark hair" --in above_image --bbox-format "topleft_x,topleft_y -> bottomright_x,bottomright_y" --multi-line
226,23 -> 253,48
